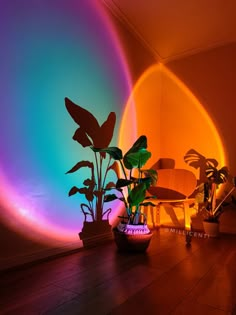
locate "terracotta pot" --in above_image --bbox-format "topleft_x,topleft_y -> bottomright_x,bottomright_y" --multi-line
113,226 -> 153,252
203,220 -> 220,238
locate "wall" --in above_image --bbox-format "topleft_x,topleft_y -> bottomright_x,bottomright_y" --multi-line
1,2 -> 236,271
0,1 -> 156,271
166,43 -> 236,233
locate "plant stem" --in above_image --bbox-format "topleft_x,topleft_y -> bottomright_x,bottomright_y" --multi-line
213,186 -> 235,215
119,160 -> 127,180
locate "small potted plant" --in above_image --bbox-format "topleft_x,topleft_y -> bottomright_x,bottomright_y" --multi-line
196,165 -> 235,237
97,135 -> 158,251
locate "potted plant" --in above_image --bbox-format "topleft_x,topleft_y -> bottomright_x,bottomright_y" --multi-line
65,97 -> 119,247
196,165 -> 235,237
97,135 -> 158,251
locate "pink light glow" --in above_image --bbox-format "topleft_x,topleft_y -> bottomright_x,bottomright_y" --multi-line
0,1 -> 133,244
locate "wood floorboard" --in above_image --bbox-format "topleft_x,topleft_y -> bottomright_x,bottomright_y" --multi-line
0,229 -> 236,315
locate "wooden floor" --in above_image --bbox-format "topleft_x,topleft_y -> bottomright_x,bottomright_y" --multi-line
1,228 -> 236,315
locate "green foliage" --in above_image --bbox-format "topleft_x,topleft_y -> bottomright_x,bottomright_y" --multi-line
103,135 -> 158,225
65,98 -> 158,225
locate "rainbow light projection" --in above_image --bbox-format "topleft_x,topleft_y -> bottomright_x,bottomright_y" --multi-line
0,0 -> 133,244
0,1 -> 226,245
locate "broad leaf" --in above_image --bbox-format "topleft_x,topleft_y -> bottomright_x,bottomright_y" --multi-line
66,161 -> 93,174
65,97 -> 116,148
116,178 -> 133,188
104,194 -> 119,202
83,178 -> 95,186
125,135 -> 147,155
68,186 -> 80,196
91,146 -> 123,160
72,127 -> 92,147
105,181 -> 116,189
78,187 -> 94,201
98,112 -> 116,148
65,97 -> 100,147
184,149 -> 218,169
123,135 -> 148,168
128,182 -> 146,206
206,166 -> 229,184
124,149 -> 151,170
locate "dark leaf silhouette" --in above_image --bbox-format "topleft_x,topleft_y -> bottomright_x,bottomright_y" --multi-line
105,181 -> 116,189
66,161 -> 93,174
104,194 -> 118,202
91,146 -> 123,160
68,186 -> 80,196
184,149 -> 218,169
72,128 -> 92,147
206,166 -> 229,184
78,187 -> 94,201
116,178 -> 133,188
99,114 -> 117,149
65,97 -> 116,148
83,178 -> 94,187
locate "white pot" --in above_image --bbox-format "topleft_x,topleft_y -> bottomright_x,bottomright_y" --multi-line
203,220 -> 219,238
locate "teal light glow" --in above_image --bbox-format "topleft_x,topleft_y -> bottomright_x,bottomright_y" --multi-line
0,0 -> 132,243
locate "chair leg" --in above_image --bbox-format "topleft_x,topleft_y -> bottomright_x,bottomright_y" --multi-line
183,201 -> 192,245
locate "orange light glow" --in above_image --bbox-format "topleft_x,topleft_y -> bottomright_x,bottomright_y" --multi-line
119,63 -> 226,176
119,63 -> 227,227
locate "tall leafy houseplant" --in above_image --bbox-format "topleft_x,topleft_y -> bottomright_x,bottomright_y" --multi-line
101,135 -> 158,251
65,97 -> 118,246
96,135 -> 158,234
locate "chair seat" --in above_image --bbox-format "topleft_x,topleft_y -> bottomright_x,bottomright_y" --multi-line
148,168 -> 197,199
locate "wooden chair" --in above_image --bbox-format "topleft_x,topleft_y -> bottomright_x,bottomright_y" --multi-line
146,168 -> 197,236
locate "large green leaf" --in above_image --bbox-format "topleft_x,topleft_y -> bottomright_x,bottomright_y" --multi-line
127,182 -> 146,206
124,149 -> 151,170
126,135 -> 147,154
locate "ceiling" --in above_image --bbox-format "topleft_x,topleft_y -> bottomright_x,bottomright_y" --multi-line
103,0 -> 236,63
